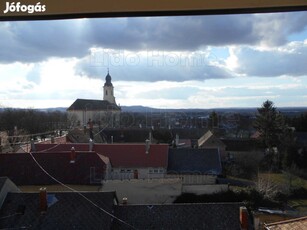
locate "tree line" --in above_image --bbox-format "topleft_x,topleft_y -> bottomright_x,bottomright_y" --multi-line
0,108 -> 68,136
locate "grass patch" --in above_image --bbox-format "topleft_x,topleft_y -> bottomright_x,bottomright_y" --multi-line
227,176 -> 255,183
288,199 -> 307,212
258,173 -> 307,190
289,199 -> 307,207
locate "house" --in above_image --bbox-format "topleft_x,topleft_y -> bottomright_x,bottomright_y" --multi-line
198,130 -> 226,149
67,71 -> 121,128
96,144 -> 169,180
0,151 -> 106,185
264,216 -> 307,230
198,130 -> 227,159
0,177 -> 20,208
33,143 -> 169,180
168,148 -> 222,176
172,128 -> 208,147
101,128 -> 154,143
221,138 -> 264,163
167,148 -> 223,186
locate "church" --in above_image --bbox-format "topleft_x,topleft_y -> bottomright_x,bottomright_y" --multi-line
67,71 -> 121,128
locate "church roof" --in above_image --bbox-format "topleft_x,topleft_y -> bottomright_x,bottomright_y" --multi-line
67,99 -> 120,111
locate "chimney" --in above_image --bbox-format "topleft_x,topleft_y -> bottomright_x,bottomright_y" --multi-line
89,139 -> 94,151
240,206 -> 249,230
145,139 -> 150,154
122,197 -> 128,205
39,187 -> 47,214
175,134 -> 179,146
31,139 -> 35,152
70,147 -> 76,163
0,137 -> 2,153
149,132 -> 152,144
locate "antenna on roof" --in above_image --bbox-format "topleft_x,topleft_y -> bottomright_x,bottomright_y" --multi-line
31,139 -> 35,152
70,147 -> 76,163
145,139 -> 150,154
89,139 -> 94,151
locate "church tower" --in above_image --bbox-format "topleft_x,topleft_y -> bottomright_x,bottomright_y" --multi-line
103,70 -> 116,104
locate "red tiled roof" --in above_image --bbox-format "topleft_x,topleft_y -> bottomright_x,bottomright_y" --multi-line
265,216 -> 307,230
0,152 -> 106,185
34,143 -> 169,168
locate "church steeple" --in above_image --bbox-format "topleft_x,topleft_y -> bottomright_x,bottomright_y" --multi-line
103,70 -> 116,104
104,69 -> 113,87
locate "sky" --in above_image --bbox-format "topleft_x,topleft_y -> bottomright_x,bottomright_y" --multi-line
0,11 -> 307,109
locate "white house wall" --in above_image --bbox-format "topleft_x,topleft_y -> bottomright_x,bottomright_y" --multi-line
110,167 -> 165,180
68,110 -> 120,127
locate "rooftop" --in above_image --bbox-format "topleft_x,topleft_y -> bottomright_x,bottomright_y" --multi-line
34,143 -> 169,168
264,216 -> 307,230
168,148 -> 222,175
113,203 -> 242,230
0,152 -> 106,185
67,98 -> 120,111
0,191 -> 117,230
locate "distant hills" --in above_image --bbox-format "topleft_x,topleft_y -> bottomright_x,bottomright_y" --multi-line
1,106 -> 307,116
121,106 -> 257,114
116,106 -> 307,116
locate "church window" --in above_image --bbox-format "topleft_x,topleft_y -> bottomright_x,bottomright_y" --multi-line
106,90 -> 108,95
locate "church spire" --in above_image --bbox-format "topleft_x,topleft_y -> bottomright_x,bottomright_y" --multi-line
103,70 -> 116,104
104,69 -> 113,87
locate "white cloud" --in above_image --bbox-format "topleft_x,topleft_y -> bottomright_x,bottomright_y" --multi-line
225,47 -> 239,71
233,41 -> 307,77
1,12 -> 307,109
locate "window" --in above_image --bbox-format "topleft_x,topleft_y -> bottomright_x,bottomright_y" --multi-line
1,6 -> 305,229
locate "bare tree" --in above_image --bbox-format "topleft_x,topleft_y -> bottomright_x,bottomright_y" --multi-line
256,173 -> 279,199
